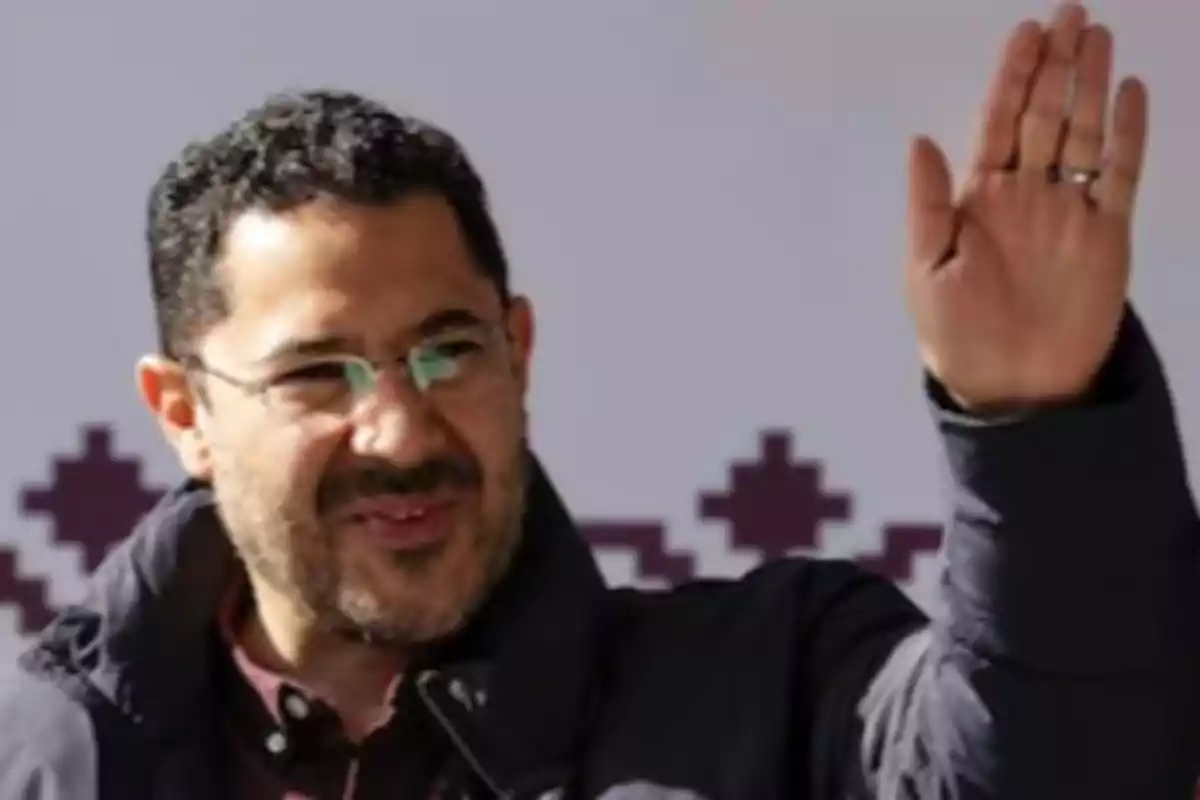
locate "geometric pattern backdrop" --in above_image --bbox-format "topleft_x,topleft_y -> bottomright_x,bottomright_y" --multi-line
1,424 -> 942,644
17,0 -> 1188,675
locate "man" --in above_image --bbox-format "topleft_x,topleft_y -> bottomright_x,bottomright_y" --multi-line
1,4 -> 1196,798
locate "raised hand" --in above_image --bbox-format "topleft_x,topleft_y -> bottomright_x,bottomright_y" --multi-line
904,3 -> 1148,411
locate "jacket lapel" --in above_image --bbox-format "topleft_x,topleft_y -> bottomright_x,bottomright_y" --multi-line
417,456 -> 609,797
27,456 -> 609,800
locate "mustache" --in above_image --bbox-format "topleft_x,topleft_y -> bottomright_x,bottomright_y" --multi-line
317,456 -> 481,513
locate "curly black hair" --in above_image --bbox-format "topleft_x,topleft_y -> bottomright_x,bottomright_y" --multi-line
146,89 -> 510,358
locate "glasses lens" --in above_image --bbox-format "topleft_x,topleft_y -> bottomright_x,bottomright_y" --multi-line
342,360 -> 376,396
409,346 -> 461,392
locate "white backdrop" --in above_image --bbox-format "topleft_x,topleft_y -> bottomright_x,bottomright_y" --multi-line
0,0 -> 1196,663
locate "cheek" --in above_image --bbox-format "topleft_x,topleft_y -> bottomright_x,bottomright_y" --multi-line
217,410 -> 348,502
285,418 -> 353,496
442,392 -> 525,477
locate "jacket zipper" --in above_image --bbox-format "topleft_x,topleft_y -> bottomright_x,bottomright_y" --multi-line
417,670 -> 512,799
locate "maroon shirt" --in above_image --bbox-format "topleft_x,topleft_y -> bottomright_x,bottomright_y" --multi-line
215,581 -> 452,799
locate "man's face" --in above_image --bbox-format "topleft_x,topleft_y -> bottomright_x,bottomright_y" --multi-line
154,194 -> 534,645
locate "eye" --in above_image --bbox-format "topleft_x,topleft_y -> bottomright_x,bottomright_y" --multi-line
431,337 -> 486,358
409,337 -> 485,390
268,360 -> 369,410
276,362 -> 348,384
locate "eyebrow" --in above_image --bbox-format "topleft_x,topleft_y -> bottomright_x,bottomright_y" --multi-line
251,307 -> 491,367
414,308 -> 488,338
250,334 -> 358,367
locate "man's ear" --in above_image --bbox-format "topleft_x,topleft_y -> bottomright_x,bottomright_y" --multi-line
135,355 -> 213,480
504,295 -> 536,396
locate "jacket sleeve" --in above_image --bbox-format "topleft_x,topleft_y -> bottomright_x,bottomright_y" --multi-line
0,669 -> 99,800
851,309 -> 1200,799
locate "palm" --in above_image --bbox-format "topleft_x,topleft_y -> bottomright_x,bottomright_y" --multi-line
905,4 -> 1148,410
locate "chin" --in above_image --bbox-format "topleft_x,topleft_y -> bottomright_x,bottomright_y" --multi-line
343,602 -> 474,646
338,574 -> 484,644
336,520 -> 517,641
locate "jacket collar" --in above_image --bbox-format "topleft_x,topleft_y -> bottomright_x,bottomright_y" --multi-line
23,454 -> 609,796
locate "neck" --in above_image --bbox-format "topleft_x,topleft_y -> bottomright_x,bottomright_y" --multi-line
240,573 -> 409,741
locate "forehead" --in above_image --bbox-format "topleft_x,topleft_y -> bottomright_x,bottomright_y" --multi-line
207,193 -> 499,359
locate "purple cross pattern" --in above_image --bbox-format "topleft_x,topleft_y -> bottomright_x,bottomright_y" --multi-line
1,426 -> 942,635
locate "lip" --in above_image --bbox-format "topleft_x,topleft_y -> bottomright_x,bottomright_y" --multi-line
336,493 -> 457,551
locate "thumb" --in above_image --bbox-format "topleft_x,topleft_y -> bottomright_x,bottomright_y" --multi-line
906,136 -> 955,271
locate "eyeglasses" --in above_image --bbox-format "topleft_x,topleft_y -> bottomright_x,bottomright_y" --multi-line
185,324 -> 507,417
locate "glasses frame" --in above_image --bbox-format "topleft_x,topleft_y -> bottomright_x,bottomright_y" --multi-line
180,321 -> 510,418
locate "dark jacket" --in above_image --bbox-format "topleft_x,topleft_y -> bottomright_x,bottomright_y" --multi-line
1,313 -> 1197,799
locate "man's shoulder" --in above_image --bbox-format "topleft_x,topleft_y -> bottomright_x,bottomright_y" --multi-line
600,556 -> 927,680
577,558 -> 929,791
607,556 -> 925,634
0,662 -> 98,796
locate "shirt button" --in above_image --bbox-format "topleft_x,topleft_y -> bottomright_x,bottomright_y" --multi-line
265,731 -> 288,755
449,679 -> 473,710
283,693 -> 310,720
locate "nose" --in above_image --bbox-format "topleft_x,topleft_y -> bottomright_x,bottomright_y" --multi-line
348,373 -> 447,463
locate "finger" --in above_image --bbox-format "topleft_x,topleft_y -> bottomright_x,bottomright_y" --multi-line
907,136 -> 956,270
1017,4 -> 1088,174
971,20 -> 1044,172
1061,25 -> 1113,172
1093,77 -> 1149,216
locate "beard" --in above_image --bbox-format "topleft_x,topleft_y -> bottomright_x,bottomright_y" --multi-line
210,441 -> 528,648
